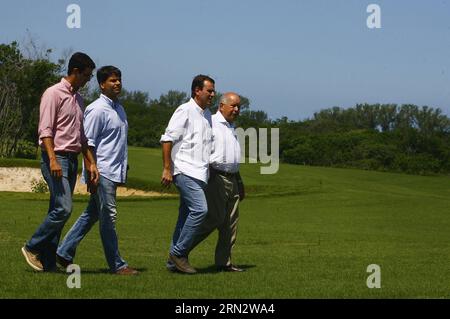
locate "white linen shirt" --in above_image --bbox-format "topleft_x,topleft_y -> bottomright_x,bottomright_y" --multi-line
160,98 -> 212,183
209,111 -> 241,173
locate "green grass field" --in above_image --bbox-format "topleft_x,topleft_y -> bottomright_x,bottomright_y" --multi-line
1,146 -> 450,298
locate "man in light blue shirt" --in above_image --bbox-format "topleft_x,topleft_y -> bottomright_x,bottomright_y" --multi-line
56,66 -> 138,275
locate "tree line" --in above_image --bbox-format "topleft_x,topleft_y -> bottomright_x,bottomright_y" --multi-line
1,41 -> 450,175
275,105 -> 450,174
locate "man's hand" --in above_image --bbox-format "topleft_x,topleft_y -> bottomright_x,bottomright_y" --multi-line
85,162 -> 99,194
236,172 -> 245,202
88,163 -> 99,185
86,178 -> 98,194
161,142 -> 173,188
41,137 -> 61,178
49,157 -> 63,178
238,183 -> 245,202
81,145 -> 98,194
161,168 -> 173,188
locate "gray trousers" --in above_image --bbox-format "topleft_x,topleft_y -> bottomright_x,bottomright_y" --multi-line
188,171 -> 240,266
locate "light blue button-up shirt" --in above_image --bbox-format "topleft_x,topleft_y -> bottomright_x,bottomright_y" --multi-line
83,94 -> 128,183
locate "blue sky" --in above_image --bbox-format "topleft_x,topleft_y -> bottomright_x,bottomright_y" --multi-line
1,0 -> 450,120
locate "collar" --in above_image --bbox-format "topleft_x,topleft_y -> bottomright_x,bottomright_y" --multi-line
100,94 -> 119,108
190,98 -> 205,115
215,111 -> 234,128
61,78 -> 76,94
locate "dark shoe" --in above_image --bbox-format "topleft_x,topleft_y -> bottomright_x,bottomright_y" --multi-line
166,259 -> 177,272
169,254 -> 197,274
115,266 -> 139,275
217,264 -> 245,272
21,246 -> 43,272
56,254 -> 72,269
45,267 -> 62,273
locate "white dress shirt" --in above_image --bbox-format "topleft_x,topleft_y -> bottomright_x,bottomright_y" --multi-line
209,111 -> 241,173
160,98 -> 212,183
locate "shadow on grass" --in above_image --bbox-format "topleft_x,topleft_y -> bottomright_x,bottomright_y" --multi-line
195,264 -> 257,274
26,267 -> 149,275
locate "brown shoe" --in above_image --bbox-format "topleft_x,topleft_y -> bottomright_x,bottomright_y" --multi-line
56,254 -> 72,269
21,246 -> 43,272
217,264 -> 245,272
115,266 -> 139,275
169,254 -> 197,274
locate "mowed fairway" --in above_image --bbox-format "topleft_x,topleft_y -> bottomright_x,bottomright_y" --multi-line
1,146 -> 450,298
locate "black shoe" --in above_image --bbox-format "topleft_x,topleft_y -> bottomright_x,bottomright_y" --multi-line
166,259 -> 177,272
56,254 -> 72,269
217,264 -> 245,272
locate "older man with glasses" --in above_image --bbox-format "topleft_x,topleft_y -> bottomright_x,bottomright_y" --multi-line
187,92 -> 246,272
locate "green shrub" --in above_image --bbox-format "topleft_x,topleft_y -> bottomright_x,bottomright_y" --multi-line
15,140 -> 37,159
30,178 -> 48,193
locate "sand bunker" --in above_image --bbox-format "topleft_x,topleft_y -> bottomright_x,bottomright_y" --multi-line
0,167 -> 171,197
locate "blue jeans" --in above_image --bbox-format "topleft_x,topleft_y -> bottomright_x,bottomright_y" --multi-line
26,151 -> 78,271
57,175 -> 127,272
170,173 -> 208,257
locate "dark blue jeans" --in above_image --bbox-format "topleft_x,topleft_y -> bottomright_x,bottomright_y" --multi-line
26,151 -> 78,271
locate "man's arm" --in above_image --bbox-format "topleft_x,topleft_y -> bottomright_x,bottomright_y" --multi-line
161,141 -> 173,187
81,144 -> 99,187
81,106 -> 102,191
39,88 -> 62,178
41,137 -> 62,178
236,171 -> 245,201
160,106 -> 188,188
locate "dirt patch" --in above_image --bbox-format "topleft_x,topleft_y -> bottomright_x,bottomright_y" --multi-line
0,167 -> 172,197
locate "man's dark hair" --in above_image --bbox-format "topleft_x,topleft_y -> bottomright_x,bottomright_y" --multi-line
97,66 -> 122,85
67,52 -> 96,75
191,74 -> 215,98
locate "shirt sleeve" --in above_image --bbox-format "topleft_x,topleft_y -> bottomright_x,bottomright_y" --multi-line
83,106 -> 104,148
160,106 -> 188,143
38,88 -> 59,140
210,126 -> 217,159
80,121 -> 88,146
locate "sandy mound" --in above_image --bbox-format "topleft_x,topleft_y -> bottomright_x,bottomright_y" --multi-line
0,167 -> 172,197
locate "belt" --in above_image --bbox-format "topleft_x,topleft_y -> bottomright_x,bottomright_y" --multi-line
210,166 -> 237,178
45,151 -> 79,158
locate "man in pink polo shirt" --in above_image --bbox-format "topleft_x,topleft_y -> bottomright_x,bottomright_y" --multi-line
21,52 -> 99,272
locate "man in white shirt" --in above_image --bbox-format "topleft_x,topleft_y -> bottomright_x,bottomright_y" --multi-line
160,75 -> 215,274
188,92 -> 246,272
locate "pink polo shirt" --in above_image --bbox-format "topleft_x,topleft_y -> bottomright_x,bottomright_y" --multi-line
38,78 -> 87,153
